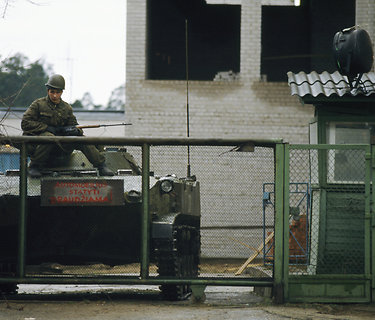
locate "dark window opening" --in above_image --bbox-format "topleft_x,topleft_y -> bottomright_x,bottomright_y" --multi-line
261,0 -> 355,82
147,0 -> 240,81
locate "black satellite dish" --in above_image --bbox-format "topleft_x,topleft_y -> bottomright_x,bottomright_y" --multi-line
333,26 -> 374,89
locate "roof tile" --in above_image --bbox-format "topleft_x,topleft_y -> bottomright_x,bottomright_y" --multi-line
287,71 -> 375,98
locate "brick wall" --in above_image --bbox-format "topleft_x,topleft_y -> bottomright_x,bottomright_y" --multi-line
126,0 -> 314,144
125,0 -> 372,259
356,0 -> 375,72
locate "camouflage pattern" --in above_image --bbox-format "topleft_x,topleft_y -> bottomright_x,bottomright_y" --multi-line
21,96 -> 104,167
21,96 -> 78,135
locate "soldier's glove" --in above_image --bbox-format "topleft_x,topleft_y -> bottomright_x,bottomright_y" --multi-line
60,126 -> 83,136
46,126 -> 58,135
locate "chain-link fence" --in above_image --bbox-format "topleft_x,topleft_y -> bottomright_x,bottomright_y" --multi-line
0,139 -> 276,284
122,145 -> 275,278
4,140 -> 371,300
288,145 -> 368,276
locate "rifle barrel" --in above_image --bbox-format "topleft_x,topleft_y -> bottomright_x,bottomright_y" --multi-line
77,125 -> 100,129
77,123 -> 132,129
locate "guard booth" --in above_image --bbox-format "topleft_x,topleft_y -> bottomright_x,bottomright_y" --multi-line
286,70 -> 375,303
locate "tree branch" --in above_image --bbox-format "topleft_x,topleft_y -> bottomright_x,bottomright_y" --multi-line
2,0 -> 46,18
1,0 -> 10,18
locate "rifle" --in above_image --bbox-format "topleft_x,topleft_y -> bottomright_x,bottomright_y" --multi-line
77,123 -> 132,129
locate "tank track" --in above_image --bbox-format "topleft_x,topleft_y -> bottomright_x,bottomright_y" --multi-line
0,262 -> 18,295
154,225 -> 200,301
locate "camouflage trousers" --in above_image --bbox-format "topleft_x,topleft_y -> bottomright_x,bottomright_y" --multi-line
27,132 -> 105,167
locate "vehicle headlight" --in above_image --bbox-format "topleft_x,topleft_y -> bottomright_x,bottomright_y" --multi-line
124,190 -> 142,203
160,180 -> 173,193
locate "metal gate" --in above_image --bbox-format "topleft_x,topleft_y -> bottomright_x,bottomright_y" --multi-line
0,136 -> 284,301
285,144 -> 373,303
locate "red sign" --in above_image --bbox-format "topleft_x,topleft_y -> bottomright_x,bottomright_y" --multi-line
41,179 -> 124,206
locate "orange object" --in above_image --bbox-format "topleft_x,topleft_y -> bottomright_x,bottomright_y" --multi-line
265,215 -> 307,263
289,215 -> 307,263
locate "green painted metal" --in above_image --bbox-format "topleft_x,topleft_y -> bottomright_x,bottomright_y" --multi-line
0,137 -> 280,294
283,144 -> 290,302
291,144 -> 369,150
190,285 -> 207,302
364,146 -> 372,301
290,89 -> 375,303
288,277 -> 370,303
17,143 -> 27,278
301,96 -> 375,105
288,275 -> 371,303
364,147 -> 371,277
287,144 -> 372,303
6,137 -> 375,302
0,276 -> 273,287
317,115 -> 326,145
140,143 -> 150,279
273,143 -> 287,303
318,191 -> 366,274
314,107 -> 375,124
0,136 -> 283,147
372,145 -> 375,303
317,188 -> 327,272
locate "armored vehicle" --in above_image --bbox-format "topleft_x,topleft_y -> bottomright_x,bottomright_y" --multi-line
0,147 -> 201,300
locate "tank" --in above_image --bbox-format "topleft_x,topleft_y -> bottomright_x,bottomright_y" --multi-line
0,147 -> 201,300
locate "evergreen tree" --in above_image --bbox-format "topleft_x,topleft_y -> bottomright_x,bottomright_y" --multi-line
0,53 -> 51,108
107,84 -> 125,110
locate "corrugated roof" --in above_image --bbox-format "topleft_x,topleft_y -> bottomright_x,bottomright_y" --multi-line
287,71 -> 375,98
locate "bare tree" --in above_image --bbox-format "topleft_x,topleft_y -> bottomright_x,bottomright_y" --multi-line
1,0 -> 45,18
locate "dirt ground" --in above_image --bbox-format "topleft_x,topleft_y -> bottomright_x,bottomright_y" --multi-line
24,259 -> 265,276
1,261 -> 374,320
1,285 -> 375,320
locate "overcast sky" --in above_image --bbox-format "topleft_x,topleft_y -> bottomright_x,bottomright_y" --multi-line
0,0 -> 126,106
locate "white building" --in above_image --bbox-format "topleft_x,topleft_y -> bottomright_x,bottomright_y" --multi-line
125,0 -> 375,141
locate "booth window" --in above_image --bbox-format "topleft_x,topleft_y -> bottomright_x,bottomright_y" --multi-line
326,122 -> 370,183
147,0 -> 240,81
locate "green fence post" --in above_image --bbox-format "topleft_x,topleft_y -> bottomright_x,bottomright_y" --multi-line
363,146 -> 372,301
274,142 -> 288,303
18,142 -> 27,278
140,143 -> 150,279
371,145 -> 375,302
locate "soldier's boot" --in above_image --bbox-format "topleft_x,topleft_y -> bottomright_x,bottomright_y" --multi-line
28,163 -> 42,178
97,163 -> 114,176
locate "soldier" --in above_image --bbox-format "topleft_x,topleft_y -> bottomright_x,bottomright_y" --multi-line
21,74 -> 114,178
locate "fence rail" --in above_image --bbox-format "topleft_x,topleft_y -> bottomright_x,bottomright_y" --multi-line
286,144 -> 373,303
3,138 -> 371,302
0,137 -> 282,300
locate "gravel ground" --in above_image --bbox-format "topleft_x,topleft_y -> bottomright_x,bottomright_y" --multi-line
1,285 -> 375,320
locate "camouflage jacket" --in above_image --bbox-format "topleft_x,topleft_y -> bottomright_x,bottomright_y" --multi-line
21,96 -> 79,135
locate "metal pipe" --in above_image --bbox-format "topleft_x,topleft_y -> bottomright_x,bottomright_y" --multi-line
0,136 -> 282,147
273,142 -> 288,303
0,137 -> 286,292
0,277 -> 273,287
140,143 -> 150,279
364,148 -> 371,278
17,143 -> 27,277
372,145 -> 375,303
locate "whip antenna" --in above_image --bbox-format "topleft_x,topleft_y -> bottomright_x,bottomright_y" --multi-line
185,18 -> 191,177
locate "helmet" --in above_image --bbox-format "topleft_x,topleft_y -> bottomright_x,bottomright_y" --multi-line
45,74 -> 65,90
